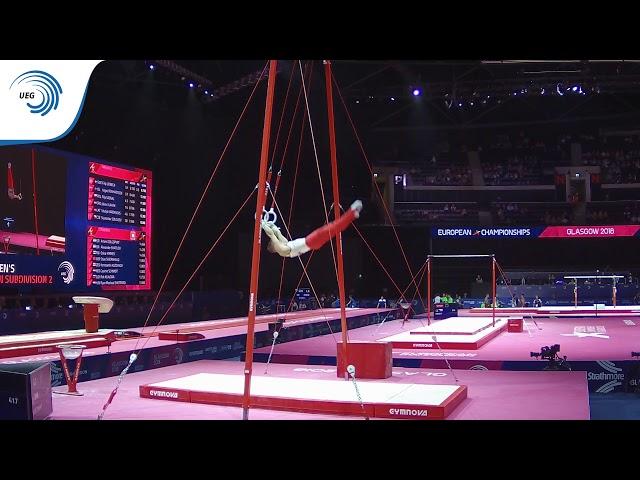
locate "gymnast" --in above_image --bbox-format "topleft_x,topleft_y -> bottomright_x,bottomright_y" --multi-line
262,200 -> 362,258
7,162 -> 22,200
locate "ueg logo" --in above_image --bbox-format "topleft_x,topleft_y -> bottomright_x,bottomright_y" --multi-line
149,390 -> 179,399
58,261 -> 75,284
10,71 -> 62,117
388,408 -> 428,417
589,361 -> 624,393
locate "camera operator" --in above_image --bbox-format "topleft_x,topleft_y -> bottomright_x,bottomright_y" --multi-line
531,344 -> 571,371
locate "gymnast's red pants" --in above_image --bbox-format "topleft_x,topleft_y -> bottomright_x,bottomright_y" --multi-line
305,208 -> 357,250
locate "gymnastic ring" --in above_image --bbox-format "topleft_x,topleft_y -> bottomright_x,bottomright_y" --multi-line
262,208 -> 277,225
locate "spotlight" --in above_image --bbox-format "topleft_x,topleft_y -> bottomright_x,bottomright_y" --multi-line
205,90 -> 209,95
458,102 -> 462,107
470,101 -> 474,106
189,82 -> 194,88
412,88 -> 422,97
390,97 -> 395,101
355,99 -> 360,104
572,86 -> 578,92
149,64 -> 155,70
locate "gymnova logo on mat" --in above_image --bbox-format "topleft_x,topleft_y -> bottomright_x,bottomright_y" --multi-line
0,60 -> 103,146
149,390 -> 179,399
10,71 -> 62,116
591,361 -> 624,393
388,408 -> 428,417
58,261 -> 75,284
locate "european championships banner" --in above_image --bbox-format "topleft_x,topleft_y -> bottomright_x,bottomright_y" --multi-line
432,225 -> 640,239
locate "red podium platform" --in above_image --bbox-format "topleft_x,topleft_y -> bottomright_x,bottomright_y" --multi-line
508,318 -> 524,333
336,341 -> 392,379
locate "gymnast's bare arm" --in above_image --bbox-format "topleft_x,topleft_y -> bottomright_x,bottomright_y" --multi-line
261,221 -> 292,257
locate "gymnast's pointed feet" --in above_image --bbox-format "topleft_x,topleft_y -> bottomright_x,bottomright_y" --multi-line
350,200 -> 363,218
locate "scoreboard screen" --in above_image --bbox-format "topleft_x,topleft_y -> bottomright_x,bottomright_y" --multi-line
0,146 -> 152,292
295,288 -> 311,302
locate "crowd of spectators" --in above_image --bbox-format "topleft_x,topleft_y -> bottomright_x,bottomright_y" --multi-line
395,203 -> 478,224
582,134 -> 640,183
493,202 -> 572,225
406,154 -> 472,186
479,131 -> 568,185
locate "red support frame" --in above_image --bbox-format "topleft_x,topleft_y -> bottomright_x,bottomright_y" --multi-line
32,148 -> 40,255
324,60 -> 350,374
491,256 -> 496,327
427,258 -> 431,325
242,60 -> 278,420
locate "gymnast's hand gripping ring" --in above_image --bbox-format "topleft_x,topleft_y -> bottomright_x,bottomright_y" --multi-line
262,207 -> 277,224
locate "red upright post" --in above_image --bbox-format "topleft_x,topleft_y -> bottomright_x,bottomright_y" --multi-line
427,258 -> 431,326
242,60 -> 278,420
31,148 -> 40,255
492,256 -> 496,327
324,60 -> 350,375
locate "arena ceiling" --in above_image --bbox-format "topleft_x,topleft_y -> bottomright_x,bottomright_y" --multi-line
91,59 -> 640,133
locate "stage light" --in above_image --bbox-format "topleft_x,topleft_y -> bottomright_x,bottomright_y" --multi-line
541,88 -> 545,95
149,64 -> 155,70
412,88 -> 422,96
572,86 -> 578,92
355,99 -> 360,104
470,101 -> 474,106
205,90 -> 209,95
458,102 -> 463,107
557,84 -> 564,96
390,97 -> 395,101
25,306 -> 32,311
189,82 -> 194,88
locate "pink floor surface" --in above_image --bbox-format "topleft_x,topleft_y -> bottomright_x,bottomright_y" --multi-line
49,360 -> 589,420
0,308 -> 388,365
255,316 -> 640,362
